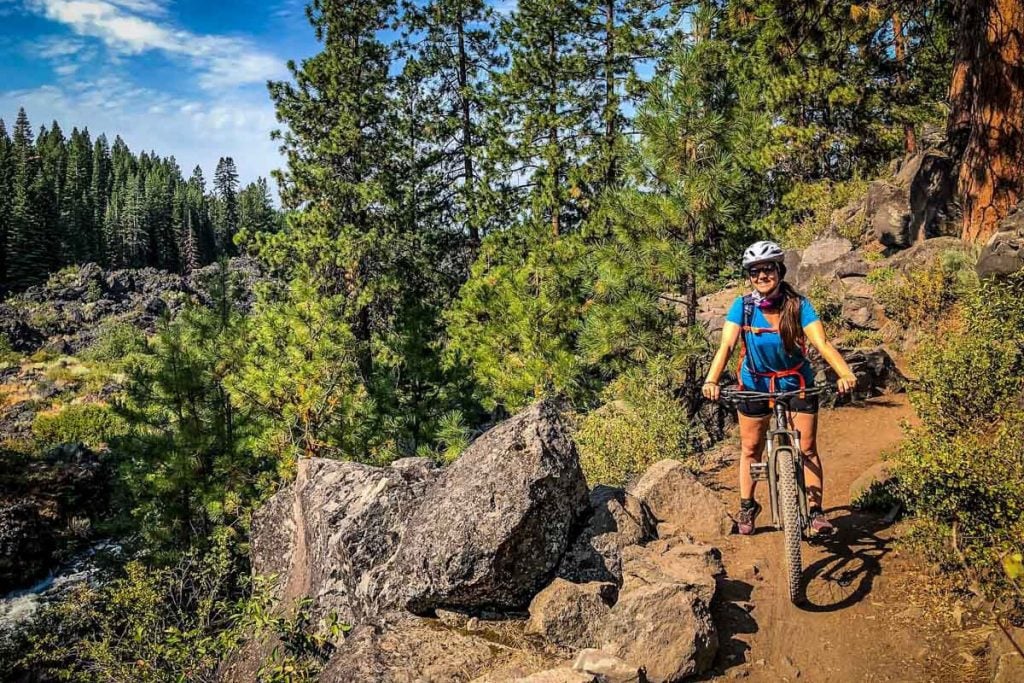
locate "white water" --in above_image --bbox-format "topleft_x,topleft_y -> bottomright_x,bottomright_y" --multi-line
0,541 -> 121,634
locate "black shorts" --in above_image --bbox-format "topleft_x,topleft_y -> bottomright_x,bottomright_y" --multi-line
735,394 -> 820,418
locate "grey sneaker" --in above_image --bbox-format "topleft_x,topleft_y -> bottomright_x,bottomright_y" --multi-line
809,509 -> 834,535
736,501 -> 762,535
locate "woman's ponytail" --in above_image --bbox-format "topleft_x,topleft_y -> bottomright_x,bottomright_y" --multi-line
777,281 -> 805,354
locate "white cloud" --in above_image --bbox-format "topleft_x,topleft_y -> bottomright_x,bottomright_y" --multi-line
1,79 -> 283,195
26,0 -> 287,89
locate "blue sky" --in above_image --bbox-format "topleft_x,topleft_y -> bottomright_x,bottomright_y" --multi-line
0,0 -> 330,193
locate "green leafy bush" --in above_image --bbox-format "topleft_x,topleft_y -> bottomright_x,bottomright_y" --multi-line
776,178 -> 869,249
575,363 -> 695,487
0,334 -> 20,367
872,249 -> 977,327
82,321 -> 148,364
804,276 -> 845,337
8,530 -> 254,682
894,272 -> 1024,604
32,403 -> 128,448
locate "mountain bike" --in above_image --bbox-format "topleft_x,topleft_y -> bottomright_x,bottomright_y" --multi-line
720,385 -> 827,604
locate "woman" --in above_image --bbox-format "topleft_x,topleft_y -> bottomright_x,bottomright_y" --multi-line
702,240 -> 858,536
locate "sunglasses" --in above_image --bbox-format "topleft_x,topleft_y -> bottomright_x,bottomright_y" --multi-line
747,264 -> 779,278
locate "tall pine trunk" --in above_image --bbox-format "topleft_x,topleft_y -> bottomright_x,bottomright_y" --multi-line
948,0 -> 1024,241
456,10 -> 479,245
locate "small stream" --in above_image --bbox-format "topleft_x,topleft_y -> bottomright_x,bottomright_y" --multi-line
0,541 -> 121,635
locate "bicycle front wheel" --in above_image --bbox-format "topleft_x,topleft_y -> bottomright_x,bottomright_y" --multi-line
775,445 -> 803,603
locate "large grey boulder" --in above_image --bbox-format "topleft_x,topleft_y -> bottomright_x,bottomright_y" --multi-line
558,485 -> 656,585
866,149 -> 956,248
599,583 -> 718,682
867,180 -> 910,248
396,400 -> 590,614
619,538 -> 724,605
628,460 -> 733,542
525,578 -> 616,650
250,456 -> 439,626
788,238 -> 870,292
977,203 -> 1024,279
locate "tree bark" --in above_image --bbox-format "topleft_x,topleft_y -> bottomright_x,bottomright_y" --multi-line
948,0 -> 1024,242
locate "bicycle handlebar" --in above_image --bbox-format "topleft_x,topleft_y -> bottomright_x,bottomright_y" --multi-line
718,385 -> 828,402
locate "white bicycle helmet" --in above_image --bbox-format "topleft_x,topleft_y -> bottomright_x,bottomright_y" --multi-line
742,240 -> 786,270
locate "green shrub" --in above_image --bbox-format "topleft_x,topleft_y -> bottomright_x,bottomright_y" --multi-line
82,321 -> 148,364
776,178 -> 869,249
32,403 -> 128,448
894,272 -> 1024,605
872,249 -> 977,327
575,364 -> 695,487
0,334 -> 20,368
804,276 -> 845,337
839,329 -> 883,349
9,530 -> 255,682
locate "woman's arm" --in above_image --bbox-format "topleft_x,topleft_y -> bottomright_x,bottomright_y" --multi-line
803,320 -> 857,393
702,321 -> 742,401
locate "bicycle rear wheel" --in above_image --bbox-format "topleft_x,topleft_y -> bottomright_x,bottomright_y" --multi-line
775,444 -> 803,603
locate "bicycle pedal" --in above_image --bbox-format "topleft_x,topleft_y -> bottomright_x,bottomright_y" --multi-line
749,462 -> 769,480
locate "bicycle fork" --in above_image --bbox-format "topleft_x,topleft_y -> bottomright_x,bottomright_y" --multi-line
750,417 -> 810,531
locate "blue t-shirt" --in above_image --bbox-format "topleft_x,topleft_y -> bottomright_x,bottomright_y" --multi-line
725,296 -> 820,391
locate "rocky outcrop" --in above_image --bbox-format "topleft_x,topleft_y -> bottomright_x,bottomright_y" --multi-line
814,347 -> 904,397
250,457 -> 439,626
620,537 -> 724,605
525,579 -> 616,650
598,582 -> 718,683
397,401 -> 590,614
0,444 -> 107,592
248,400 -> 588,629
0,258 -> 265,354
977,203 -> 1024,279
865,148 -> 956,248
557,485 -> 656,585
235,404 -> 726,683
628,460 -> 733,542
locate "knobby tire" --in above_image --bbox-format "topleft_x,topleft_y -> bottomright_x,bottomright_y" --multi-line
776,445 -> 803,603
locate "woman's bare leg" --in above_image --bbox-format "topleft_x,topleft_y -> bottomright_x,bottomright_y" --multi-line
792,411 -> 822,509
738,412 -> 770,499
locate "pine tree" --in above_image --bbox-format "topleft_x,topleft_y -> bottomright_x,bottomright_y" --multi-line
188,165 -> 215,265
266,0 -> 399,386
236,178 -> 278,243
62,127 -> 95,264
0,120 -> 12,288
947,0 -> 1024,240
400,0 -> 504,244
8,109 -> 48,288
580,16 -> 770,412
91,134 -> 111,264
490,0 -> 597,236
213,157 -> 239,256
36,121 -> 66,271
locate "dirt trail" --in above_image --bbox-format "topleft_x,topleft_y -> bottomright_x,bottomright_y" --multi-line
704,395 -> 981,683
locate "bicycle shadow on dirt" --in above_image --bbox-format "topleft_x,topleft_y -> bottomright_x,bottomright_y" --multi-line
797,505 -> 894,613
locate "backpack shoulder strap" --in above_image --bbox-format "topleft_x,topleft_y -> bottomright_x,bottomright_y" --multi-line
741,293 -> 755,330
